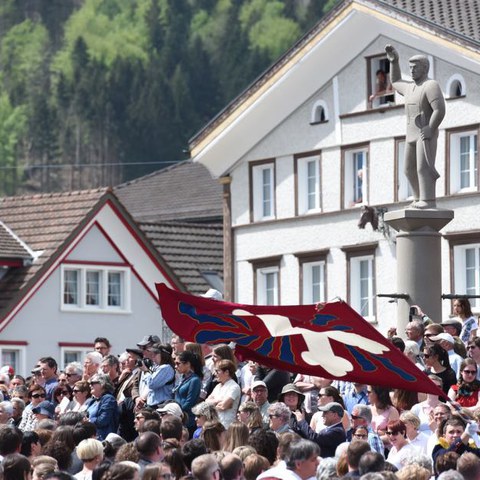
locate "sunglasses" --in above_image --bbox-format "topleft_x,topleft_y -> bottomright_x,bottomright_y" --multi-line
66,373 -> 78,377
59,391 -> 70,395
31,393 -> 46,399
72,389 -> 82,393
423,354 -> 431,358
351,414 -> 364,420
463,370 -> 477,375
386,431 -> 398,436
468,345 -> 477,350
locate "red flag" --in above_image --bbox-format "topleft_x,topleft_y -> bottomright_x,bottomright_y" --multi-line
156,283 -> 445,396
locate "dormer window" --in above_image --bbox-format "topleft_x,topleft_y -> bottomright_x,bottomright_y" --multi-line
367,55 -> 394,108
446,74 -> 466,98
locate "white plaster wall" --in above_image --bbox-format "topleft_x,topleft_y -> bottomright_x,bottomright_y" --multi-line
227,32 -> 480,334
66,225 -> 123,262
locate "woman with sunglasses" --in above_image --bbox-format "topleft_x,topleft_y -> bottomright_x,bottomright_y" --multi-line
174,350 -> 203,435
64,380 -> 91,414
448,358 -> 480,409
422,343 -> 457,394
384,419 -> 416,469
19,385 -> 47,432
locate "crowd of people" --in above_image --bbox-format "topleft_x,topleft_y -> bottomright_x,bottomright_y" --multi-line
0,297 -> 479,480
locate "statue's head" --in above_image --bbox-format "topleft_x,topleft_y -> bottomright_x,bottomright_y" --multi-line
408,55 -> 429,81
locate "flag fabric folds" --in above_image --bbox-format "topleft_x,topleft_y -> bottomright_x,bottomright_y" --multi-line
156,283 -> 445,396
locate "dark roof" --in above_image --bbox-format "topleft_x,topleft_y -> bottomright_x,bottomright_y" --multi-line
139,221 -> 223,296
0,189 -> 110,313
0,222 -> 31,261
115,160 -> 223,223
190,0 -> 480,150
378,0 -> 480,45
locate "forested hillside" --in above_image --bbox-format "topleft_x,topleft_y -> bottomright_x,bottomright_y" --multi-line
0,0 -> 336,194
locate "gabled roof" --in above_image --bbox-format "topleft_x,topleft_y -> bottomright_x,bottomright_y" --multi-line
0,189 -> 111,312
139,221 -> 223,296
190,0 -> 480,177
115,160 -> 223,223
0,221 -> 32,262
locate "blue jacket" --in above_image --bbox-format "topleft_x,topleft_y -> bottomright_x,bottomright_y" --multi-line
175,373 -> 201,428
86,393 -> 119,440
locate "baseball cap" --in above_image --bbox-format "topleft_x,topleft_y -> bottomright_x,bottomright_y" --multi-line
318,401 -> 344,417
137,335 -> 161,347
157,402 -> 183,418
201,289 -> 223,301
32,401 -> 55,419
430,333 -> 454,344
251,380 -> 267,391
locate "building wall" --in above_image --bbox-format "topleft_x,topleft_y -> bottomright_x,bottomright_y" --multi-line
229,34 -> 480,334
0,211 -> 174,375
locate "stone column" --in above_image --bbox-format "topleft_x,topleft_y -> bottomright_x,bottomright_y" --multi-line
384,209 -> 454,337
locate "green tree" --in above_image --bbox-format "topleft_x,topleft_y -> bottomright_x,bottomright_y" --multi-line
0,94 -> 27,195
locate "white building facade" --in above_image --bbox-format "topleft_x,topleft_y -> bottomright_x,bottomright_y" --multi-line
191,0 -> 480,334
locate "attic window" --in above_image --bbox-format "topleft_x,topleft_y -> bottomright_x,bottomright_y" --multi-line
368,56 -> 394,108
446,74 -> 466,98
310,100 -> 328,125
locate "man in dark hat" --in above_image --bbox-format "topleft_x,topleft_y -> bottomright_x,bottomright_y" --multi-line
293,402 -> 346,457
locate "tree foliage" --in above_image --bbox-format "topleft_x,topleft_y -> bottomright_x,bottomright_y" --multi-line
0,0 -> 334,194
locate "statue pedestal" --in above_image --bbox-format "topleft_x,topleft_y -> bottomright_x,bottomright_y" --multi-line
384,208 -> 454,336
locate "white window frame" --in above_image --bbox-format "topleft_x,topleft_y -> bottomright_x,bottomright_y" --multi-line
256,266 -> 279,306
397,139 -> 413,201
344,148 -> 368,208
450,130 -> 478,194
302,261 -> 326,304
61,264 -> 131,313
454,243 -> 480,311
350,254 -> 376,322
368,56 -> 395,108
0,345 -> 26,377
60,347 -> 91,370
252,163 -> 275,221
297,155 -> 321,215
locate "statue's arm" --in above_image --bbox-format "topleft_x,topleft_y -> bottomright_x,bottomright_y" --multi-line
385,44 -> 406,95
426,81 -> 446,132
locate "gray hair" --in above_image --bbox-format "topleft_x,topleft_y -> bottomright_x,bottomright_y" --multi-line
317,457 -> 337,480
118,352 -> 129,363
437,471 -> 465,480
66,362 -> 83,376
85,352 -> 103,366
286,439 -> 320,470
402,454 -> 432,472
268,402 -> 291,422
353,404 -> 373,424
90,373 -> 115,394
404,340 -> 420,357
0,401 -> 13,417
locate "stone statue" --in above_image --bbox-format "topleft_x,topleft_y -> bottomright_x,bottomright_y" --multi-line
385,45 -> 446,209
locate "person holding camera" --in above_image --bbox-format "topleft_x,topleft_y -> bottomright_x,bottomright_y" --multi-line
136,343 -> 175,409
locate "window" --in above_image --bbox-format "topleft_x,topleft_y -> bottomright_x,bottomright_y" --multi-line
251,257 -> 281,305
61,264 -> 130,312
257,267 -> 279,305
0,346 -> 25,376
296,153 -> 321,215
302,261 -> 326,304
343,244 -> 377,322
59,346 -> 91,370
310,100 -> 328,124
446,74 -> 466,98
453,243 -> 480,310
343,146 -> 368,208
250,161 -> 275,222
367,55 -> 394,108
449,129 -> 479,194
395,138 -> 413,202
